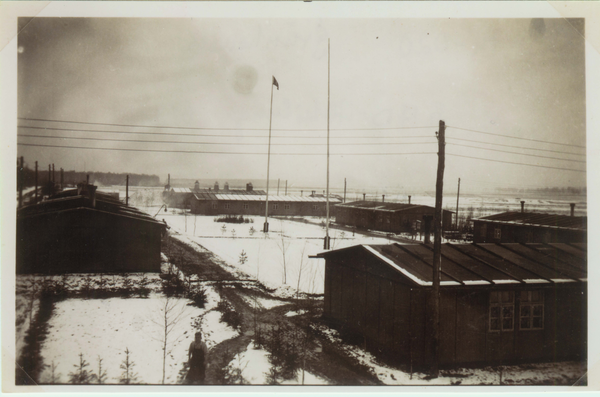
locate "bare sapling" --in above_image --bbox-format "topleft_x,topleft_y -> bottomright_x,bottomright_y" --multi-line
296,241 -> 308,300
276,221 -> 289,284
152,295 -> 191,384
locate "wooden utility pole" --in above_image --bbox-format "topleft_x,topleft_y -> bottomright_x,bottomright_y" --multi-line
277,179 -> 280,196
455,178 -> 461,230
324,38 -> 331,250
431,120 -> 445,378
18,157 -> 24,208
34,161 -> 38,204
126,175 -> 129,206
264,76 -> 278,233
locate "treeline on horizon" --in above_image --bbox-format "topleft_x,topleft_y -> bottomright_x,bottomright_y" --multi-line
495,186 -> 586,195
18,165 -> 161,188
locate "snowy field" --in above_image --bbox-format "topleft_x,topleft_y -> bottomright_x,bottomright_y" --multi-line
225,341 -> 329,385
151,212 -> 392,295
33,282 -> 238,385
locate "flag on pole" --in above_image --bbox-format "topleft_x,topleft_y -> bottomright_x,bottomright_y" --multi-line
272,76 -> 279,90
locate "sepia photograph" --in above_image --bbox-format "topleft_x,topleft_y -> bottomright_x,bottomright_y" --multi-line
2,2 -> 598,392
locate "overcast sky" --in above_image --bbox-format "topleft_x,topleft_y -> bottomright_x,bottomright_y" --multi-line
16,17 -> 586,192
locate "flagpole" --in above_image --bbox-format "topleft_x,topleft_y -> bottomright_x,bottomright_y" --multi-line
264,79 -> 275,233
325,38 -> 331,250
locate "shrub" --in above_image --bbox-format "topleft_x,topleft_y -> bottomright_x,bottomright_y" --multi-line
216,300 -> 242,330
186,285 -> 208,308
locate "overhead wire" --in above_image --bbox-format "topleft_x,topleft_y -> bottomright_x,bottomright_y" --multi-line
446,153 -> 586,173
447,125 -> 586,148
446,136 -> 585,156
17,142 -> 437,156
18,117 -> 437,132
447,143 -> 586,163
18,134 -> 437,146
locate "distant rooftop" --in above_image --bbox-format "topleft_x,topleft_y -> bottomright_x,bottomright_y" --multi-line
193,193 -> 342,203
475,212 -> 586,231
336,200 -> 453,213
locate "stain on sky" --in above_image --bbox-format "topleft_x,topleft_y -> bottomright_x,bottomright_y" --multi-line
232,65 -> 258,94
529,18 -> 546,40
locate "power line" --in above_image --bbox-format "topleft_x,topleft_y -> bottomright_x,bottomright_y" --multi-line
18,133 -> 437,146
447,125 -> 586,148
18,117 -> 437,132
18,125 -> 433,140
447,153 -> 586,173
447,143 -> 586,163
446,136 -> 585,156
17,142 -> 437,156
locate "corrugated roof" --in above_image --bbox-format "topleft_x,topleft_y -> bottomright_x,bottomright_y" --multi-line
317,242 -> 586,287
192,194 -> 342,203
475,212 -> 586,231
18,187 -> 166,227
336,200 -> 453,213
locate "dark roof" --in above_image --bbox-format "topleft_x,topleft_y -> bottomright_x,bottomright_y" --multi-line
474,212 -> 586,231
18,187 -> 166,228
193,194 -> 341,203
317,242 -> 586,287
171,187 -> 266,195
335,200 -> 453,213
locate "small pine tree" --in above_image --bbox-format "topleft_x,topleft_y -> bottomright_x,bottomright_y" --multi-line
221,224 -> 227,235
239,250 -> 248,266
68,353 -> 92,384
48,360 -> 61,384
90,356 -> 107,384
118,347 -> 139,385
231,228 -> 237,239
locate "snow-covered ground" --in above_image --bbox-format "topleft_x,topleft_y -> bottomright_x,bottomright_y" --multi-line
150,212 -> 391,295
225,341 -> 330,385
36,284 -> 238,385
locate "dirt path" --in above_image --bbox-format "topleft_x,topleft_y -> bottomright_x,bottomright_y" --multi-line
166,237 -> 381,385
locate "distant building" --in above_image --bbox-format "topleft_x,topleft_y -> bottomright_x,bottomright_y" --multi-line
190,192 -> 341,217
163,181 -> 266,209
334,201 -> 453,233
317,242 -> 587,368
472,212 -> 587,243
17,183 -> 167,274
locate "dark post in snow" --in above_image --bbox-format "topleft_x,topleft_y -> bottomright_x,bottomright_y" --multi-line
126,175 -> 129,206
570,203 -> 575,217
431,119 -> 445,378
87,174 -> 90,185
455,178 -> 461,230
52,164 -> 55,184
382,195 -> 385,202
48,164 -> 51,183
34,161 -> 38,204
344,178 -> 347,203
521,200 -> 525,213
363,193 -> 366,201
18,156 -> 24,208
408,195 -> 411,204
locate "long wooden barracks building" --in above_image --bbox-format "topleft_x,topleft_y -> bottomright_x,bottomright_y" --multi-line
335,201 -> 454,234
317,242 -> 586,368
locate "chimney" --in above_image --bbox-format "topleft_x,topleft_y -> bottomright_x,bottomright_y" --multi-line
312,190 -> 315,196
520,201 -> 525,213
382,194 -> 385,202
52,163 -> 55,183
408,195 -> 411,204
194,181 -> 200,192
214,182 -> 219,192
246,182 -> 253,192
570,203 -> 575,217
363,193 -> 366,201
224,182 -> 229,192
301,190 -> 303,196
423,215 -> 433,244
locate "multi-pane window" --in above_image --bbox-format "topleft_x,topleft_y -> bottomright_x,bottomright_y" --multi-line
494,228 -> 502,240
224,204 -> 230,209
489,291 -> 514,332
243,204 -> 249,210
520,291 -> 544,330
273,204 -> 278,210
284,204 -> 290,210
313,205 -> 318,210
212,203 -> 218,209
